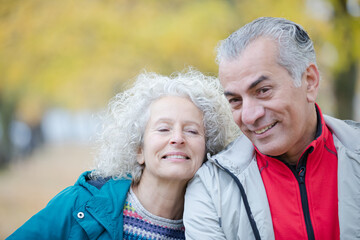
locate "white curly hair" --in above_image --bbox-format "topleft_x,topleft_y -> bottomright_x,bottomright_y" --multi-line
90,68 -> 239,182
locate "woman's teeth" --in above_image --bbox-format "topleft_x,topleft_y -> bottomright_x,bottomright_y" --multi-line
163,155 -> 188,159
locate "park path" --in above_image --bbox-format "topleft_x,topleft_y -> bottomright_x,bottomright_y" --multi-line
0,143 -> 93,239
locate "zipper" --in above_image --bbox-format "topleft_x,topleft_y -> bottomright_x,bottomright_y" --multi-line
292,153 -> 315,240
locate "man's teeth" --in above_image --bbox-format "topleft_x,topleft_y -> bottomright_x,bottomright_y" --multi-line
164,155 -> 187,159
255,123 -> 276,134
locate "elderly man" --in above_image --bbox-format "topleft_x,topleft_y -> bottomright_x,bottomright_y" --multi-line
184,17 -> 360,240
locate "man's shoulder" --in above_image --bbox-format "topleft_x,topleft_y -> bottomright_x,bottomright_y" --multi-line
324,115 -> 360,129
343,119 -> 360,129
324,115 -> 360,152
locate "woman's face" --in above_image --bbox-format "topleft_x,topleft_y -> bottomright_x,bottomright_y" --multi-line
138,96 -> 205,184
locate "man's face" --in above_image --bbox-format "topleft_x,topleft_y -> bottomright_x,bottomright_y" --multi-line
219,37 -> 318,163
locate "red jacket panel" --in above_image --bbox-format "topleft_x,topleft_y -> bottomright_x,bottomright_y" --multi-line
256,105 -> 340,240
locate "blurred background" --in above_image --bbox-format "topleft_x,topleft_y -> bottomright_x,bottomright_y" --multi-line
0,0 -> 359,237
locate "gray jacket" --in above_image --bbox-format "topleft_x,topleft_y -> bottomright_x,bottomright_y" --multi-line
184,115 -> 360,239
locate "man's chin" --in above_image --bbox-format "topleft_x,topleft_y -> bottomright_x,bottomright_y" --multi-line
255,144 -> 283,157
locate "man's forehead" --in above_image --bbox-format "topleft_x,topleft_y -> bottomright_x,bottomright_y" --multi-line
218,59 -> 244,80
219,38 -> 279,70
222,74 -> 270,96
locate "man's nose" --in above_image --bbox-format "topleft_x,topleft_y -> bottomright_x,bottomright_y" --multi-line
241,99 -> 265,126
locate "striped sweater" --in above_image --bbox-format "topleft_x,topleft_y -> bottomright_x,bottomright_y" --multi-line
123,188 -> 185,240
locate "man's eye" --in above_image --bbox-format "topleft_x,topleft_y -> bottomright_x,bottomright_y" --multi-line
228,98 -> 240,103
228,98 -> 242,109
258,87 -> 271,95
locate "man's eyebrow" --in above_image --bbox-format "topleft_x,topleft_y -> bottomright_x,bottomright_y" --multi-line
248,75 -> 268,90
224,91 -> 237,97
224,75 -> 269,97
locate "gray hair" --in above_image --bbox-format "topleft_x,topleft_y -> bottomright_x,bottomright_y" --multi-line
216,17 -> 317,87
91,68 -> 239,182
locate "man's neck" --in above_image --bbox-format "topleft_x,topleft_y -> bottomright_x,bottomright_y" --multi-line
277,104 -> 321,165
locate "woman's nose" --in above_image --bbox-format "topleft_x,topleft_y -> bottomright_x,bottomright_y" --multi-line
170,130 -> 185,145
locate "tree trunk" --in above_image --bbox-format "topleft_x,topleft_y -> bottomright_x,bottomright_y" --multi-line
0,97 -> 15,167
334,62 -> 357,119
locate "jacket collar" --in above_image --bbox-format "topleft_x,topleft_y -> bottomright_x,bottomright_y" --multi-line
75,172 -> 131,239
324,115 -> 360,153
209,134 -> 255,174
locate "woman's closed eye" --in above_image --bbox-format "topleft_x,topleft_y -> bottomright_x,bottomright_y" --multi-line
185,129 -> 199,135
157,127 -> 170,132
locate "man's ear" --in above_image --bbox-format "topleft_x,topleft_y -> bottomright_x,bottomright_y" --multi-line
137,147 -> 145,165
304,64 -> 320,103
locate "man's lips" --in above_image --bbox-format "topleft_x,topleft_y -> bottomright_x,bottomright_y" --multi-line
253,122 -> 277,134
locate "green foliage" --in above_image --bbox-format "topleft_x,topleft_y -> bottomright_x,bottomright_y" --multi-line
0,0 -> 359,124
0,0 -> 237,114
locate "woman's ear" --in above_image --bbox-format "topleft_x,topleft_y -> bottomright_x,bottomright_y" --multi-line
304,64 -> 320,103
137,147 -> 145,165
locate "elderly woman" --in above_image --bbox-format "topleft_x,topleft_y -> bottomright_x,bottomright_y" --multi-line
7,69 -> 238,240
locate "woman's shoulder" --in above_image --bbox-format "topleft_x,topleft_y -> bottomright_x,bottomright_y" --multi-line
41,172 -> 95,213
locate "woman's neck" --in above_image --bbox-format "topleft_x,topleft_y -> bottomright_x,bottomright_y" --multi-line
132,179 -> 187,220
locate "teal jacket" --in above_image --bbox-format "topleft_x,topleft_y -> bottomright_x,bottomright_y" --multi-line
7,171 -> 132,240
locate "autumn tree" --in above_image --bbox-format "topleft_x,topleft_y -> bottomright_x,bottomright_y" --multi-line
1,0 -> 359,166
326,0 -> 360,119
0,0 -> 236,166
